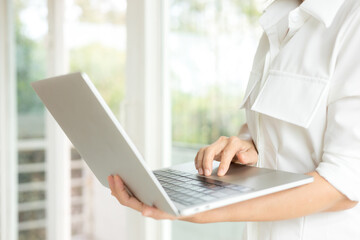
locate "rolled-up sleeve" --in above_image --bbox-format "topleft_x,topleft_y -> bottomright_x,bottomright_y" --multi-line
316,14 -> 360,201
317,99 -> 360,201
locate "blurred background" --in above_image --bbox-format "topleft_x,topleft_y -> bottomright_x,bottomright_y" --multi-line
0,0 -> 265,239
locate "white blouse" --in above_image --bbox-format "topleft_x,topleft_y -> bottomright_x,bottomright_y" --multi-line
240,0 -> 360,239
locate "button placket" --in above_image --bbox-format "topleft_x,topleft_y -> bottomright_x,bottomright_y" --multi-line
253,24 -> 279,168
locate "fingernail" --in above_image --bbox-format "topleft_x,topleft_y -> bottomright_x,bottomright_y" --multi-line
218,168 -> 225,176
198,168 -> 203,175
205,169 -> 211,176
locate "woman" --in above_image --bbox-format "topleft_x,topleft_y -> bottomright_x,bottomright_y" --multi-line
108,0 -> 360,239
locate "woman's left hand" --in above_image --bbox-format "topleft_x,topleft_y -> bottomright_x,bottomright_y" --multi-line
107,175 -> 198,221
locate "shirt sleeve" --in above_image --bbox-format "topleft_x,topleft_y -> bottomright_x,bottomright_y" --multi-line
237,123 -> 253,141
316,11 -> 360,202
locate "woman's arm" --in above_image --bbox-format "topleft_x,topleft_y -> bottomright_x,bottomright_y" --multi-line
192,136 -> 358,222
186,171 -> 357,223
108,136 -> 358,223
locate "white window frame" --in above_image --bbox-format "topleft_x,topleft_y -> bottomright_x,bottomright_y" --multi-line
125,0 -> 171,239
46,0 -> 71,240
0,0 -> 17,240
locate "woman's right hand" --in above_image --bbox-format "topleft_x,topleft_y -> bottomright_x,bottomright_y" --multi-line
195,136 -> 258,177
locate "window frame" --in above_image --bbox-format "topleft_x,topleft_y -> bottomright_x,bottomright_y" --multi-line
0,0 -> 18,239
125,0 -> 171,239
46,0 -> 71,239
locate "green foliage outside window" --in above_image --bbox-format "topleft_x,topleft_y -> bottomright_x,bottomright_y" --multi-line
170,0 -> 260,145
69,43 -> 125,117
171,0 -> 260,34
15,0 -> 259,144
172,88 -> 245,145
15,0 -> 47,139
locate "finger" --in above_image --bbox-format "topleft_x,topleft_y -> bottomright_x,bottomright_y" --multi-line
113,175 -> 132,204
235,147 -> 258,165
202,136 -> 228,176
194,150 -> 203,175
113,175 -> 144,212
108,175 -> 116,194
217,136 -> 241,176
195,148 -> 205,175
194,151 -> 199,169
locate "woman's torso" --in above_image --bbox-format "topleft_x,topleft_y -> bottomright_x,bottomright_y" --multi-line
240,0 -> 360,239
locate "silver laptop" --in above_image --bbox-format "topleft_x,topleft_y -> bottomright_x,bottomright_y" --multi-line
32,72 -> 313,216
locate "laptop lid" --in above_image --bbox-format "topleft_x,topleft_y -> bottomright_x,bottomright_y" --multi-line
31,72 -> 178,215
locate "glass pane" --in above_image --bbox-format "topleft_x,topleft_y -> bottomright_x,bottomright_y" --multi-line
18,150 -> 45,164
19,172 -> 46,184
15,0 -> 48,239
65,0 -> 126,238
16,0 -> 47,140
169,0 -> 262,239
18,150 -> 46,239
170,0 -> 262,147
69,147 -> 88,239
66,0 -> 126,118
19,229 -> 46,240
19,209 -> 46,222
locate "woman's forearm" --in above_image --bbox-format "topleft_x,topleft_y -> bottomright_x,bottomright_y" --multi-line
186,171 -> 358,223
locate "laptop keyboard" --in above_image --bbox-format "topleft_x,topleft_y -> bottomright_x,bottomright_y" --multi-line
153,168 -> 253,206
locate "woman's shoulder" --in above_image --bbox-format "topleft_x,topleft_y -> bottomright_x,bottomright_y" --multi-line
337,0 -> 360,24
333,0 -> 360,44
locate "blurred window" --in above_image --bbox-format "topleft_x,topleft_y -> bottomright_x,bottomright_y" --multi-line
13,0 -> 127,239
66,0 -> 126,117
15,0 -> 48,239
169,0 -> 262,239
6,0 -> 264,239
65,0 -> 126,239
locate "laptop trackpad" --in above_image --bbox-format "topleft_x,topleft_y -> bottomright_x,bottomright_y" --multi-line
171,161 -> 276,190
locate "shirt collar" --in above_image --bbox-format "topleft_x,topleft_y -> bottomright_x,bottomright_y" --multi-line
259,0 -> 299,31
299,0 -> 345,28
259,0 -> 345,30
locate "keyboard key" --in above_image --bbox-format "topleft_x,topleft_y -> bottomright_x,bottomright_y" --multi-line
200,195 -> 217,202
202,189 -> 216,194
189,199 -> 204,205
154,168 -> 252,205
211,191 -> 228,198
218,188 -> 239,195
